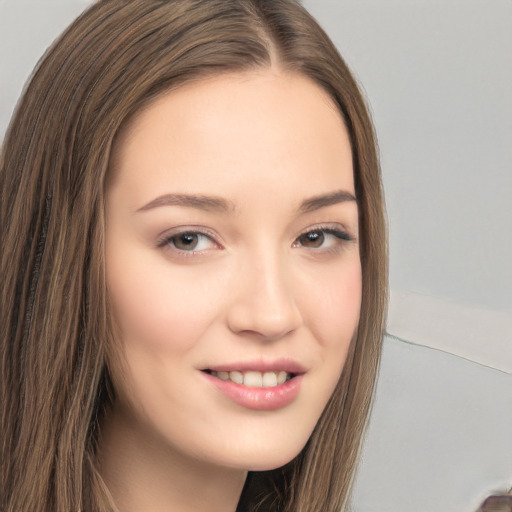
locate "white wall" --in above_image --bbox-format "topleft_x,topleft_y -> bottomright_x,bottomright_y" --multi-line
1,1 -> 511,510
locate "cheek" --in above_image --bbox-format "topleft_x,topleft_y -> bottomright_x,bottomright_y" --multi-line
106,251 -> 227,356
104,256 -> 229,422
300,258 -> 362,349
294,257 -> 362,408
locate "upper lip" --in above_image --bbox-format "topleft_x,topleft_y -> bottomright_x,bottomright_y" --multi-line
202,358 -> 307,374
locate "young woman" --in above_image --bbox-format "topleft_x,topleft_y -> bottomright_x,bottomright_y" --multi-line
0,1 -> 387,511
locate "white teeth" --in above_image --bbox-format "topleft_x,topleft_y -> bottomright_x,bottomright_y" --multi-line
229,371 -> 244,384
262,372 -> 277,387
244,371 -> 263,387
211,370 -> 291,387
277,371 -> 288,385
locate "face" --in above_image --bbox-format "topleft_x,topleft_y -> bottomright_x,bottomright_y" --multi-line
105,70 -> 361,471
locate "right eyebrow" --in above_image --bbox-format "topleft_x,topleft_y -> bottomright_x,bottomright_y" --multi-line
298,190 -> 357,214
136,193 -> 237,214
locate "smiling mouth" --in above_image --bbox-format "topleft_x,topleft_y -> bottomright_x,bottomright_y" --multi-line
203,370 -> 294,388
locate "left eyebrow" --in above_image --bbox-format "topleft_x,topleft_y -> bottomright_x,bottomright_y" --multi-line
298,190 -> 357,214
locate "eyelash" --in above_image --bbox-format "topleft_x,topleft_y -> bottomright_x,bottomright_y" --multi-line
157,225 -> 354,257
292,226 -> 354,251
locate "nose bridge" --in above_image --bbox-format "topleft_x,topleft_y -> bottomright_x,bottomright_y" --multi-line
227,245 -> 303,340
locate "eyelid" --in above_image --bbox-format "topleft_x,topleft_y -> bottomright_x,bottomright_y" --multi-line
293,223 -> 356,244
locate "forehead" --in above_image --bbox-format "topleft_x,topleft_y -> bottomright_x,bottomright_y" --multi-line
108,69 -> 354,208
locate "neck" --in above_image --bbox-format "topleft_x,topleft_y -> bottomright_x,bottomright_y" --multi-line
98,405 -> 247,512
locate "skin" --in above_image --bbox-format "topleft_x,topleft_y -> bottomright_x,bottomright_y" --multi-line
101,69 -> 362,512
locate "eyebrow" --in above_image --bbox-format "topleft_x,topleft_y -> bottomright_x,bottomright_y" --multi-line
298,190 -> 357,214
136,189 -> 356,215
136,193 -> 236,214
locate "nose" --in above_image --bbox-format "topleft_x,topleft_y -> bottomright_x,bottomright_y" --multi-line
226,252 -> 303,341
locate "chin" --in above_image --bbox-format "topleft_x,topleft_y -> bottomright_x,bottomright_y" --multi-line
243,453 -> 302,472
196,422 -> 315,473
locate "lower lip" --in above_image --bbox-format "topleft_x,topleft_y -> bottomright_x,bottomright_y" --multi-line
202,372 -> 303,411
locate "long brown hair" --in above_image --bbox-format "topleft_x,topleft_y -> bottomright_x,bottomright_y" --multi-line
0,1 -> 387,510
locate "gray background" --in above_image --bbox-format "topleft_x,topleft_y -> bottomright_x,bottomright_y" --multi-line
1,1 -> 511,511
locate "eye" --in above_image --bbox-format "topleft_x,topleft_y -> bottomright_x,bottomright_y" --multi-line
159,230 -> 219,253
293,227 -> 353,250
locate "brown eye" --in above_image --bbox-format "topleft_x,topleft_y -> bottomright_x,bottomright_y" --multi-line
298,230 -> 325,248
170,233 -> 200,251
159,229 -> 220,255
293,227 -> 353,251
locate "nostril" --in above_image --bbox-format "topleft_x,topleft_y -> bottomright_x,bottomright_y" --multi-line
226,273 -> 303,340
